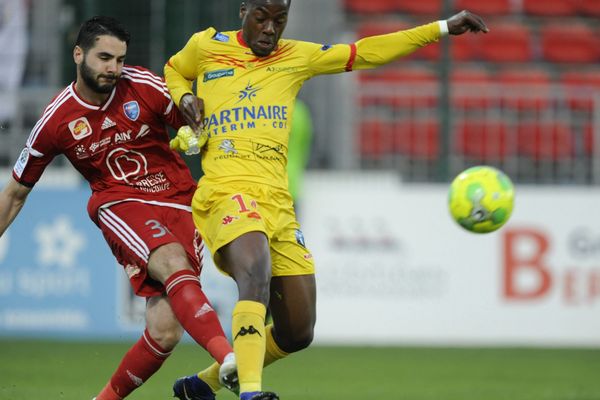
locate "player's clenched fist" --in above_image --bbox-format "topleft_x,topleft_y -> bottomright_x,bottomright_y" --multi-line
447,10 -> 489,35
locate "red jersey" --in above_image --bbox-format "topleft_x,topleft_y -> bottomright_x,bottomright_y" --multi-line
12,65 -> 196,223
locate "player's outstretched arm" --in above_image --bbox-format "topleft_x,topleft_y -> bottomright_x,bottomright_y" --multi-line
447,10 -> 489,35
0,178 -> 32,237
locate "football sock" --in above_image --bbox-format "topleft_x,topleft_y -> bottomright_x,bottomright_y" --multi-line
96,329 -> 170,400
197,323 -> 289,392
264,324 -> 289,366
197,362 -> 222,393
232,300 -> 266,394
165,270 -> 232,364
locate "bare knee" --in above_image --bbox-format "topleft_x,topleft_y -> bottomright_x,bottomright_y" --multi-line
147,323 -> 183,351
146,294 -> 184,351
275,324 -> 314,353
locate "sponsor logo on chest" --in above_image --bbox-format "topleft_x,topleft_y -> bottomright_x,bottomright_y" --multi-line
68,117 -> 93,140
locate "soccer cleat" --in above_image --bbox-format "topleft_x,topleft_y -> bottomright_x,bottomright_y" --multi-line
172,375 -> 215,400
219,352 -> 240,395
240,391 -> 280,400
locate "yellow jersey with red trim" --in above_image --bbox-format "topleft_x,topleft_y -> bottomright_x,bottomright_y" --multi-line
165,24 -> 441,190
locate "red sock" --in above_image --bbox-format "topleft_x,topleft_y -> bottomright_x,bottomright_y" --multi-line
96,329 -> 170,400
165,270 -> 233,364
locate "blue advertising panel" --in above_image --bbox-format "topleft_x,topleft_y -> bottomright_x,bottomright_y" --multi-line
0,187 -> 143,339
0,186 -> 237,340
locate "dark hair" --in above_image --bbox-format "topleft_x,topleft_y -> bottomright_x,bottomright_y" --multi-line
75,16 -> 130,51
247,0 -> 291,8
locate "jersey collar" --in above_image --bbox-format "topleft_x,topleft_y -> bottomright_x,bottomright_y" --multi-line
70,82 -> 117,111
236,30 -> 249,48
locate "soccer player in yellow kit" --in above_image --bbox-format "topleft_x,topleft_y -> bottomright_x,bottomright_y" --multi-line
164,2 -> 488,399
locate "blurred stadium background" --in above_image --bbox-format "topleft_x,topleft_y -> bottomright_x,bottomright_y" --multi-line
1,0 -> 600,399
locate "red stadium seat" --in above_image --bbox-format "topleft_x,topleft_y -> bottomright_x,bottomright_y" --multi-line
395,0 -> 443,15
449,33 -> 480,61
497,68 -> 553,110
359,67 -> 439,108
479,23 -> 532,62
359,67 -> 438,83
522,0 -> 578,16
359,120 -> 393,158
392,119 -> 440,159
451,67 -> 494,108
454,0 -> 512,15
517,122 -> 575,160
356,21 -> 408,39
344,0 -> 397,14
579,0 -> 600,16
560,70 -> 600,110
455,120 -> 513,160
541,23 -> 600,64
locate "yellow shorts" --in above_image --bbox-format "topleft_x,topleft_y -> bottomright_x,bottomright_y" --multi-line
191,181 -> 314,277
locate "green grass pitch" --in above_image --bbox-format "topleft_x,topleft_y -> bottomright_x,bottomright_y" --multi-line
1,339 -> 599,400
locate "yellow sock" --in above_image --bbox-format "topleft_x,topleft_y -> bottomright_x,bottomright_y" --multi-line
196,324 -> 288,393
264,324 -> 289,367
197,362 -> 220,393
232,300 -> 266,394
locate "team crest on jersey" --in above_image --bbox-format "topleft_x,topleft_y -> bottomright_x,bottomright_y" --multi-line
123,101 -> 140,121
68,117 -> 93,140
212,32 -> 230,42
321,44 -> 332,51
13,147 -> 29,178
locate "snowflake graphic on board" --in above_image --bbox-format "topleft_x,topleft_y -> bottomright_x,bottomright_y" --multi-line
35,215 -> 86,269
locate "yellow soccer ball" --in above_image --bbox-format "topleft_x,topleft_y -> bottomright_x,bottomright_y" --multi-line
448,166 -> 515,233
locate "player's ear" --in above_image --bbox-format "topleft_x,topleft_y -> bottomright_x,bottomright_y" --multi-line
239,2 -> 247,19
73,45 -> 84,65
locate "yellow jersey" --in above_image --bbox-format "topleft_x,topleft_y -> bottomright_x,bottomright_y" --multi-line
165,24 -> 442,190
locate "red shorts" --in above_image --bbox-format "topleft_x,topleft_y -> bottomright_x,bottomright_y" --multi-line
97,201 -> 203,297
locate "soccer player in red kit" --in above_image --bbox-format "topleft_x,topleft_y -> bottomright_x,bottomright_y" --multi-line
0,16 -> 235,400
